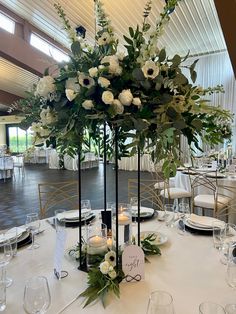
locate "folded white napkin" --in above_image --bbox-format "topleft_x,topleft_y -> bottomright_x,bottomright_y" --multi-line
188,214 -> 221,228
0,227 -> 26,243
57,209 -> 91,221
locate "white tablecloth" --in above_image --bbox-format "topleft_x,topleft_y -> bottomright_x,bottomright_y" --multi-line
5,216 -> 234,313
0,156 -> 13,179
118,154 -> 155,172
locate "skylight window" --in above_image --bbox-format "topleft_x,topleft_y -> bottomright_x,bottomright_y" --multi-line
30,33 -> 69,63
0,12 -> 15,34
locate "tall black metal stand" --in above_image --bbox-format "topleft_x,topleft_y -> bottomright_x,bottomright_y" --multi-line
137,148 -> 141,246
103,122 -> 107,212
115,127 -> 119,269
77,150 -> 83,269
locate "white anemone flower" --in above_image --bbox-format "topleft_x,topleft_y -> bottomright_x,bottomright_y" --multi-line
78,73 -> 95,88
142,60 -> 159,79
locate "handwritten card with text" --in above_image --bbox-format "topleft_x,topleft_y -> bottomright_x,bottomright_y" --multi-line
122,245 -> 145,282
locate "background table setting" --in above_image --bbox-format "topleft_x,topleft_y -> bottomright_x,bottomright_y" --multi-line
1,204 -> 236,314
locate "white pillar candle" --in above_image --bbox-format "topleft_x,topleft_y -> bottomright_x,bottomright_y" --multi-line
107,237 -> 113,249
118,213 -> 131,225
87,235 -> 107,255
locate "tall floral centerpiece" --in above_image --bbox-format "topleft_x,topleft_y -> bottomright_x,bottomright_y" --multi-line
13,0 -> 233,307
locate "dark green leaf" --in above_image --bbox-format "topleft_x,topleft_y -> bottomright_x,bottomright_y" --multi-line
158,49 -> 166,63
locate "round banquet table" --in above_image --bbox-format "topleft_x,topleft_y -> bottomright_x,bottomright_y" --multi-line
118,154 -> 155,172
5,215 -> 235,314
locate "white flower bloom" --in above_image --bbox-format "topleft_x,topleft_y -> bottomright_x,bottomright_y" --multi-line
36,76 -> 55,97
40,107 -> 57,125
142,60 -> 159,79
88,67 -> 98,77
66,89 -> 77,102
40,127 -> 51,137
65,77 -> 80,93
99,261 -> 110,274
97,32 -> 111,46
101,55 -> 122,76
113,99 -> 124,115
117,51 -> 125,61
102,91 -> 114,105
98,65 -> 105,70
98,77 -> 110,88
108,270 -> 117,279
105,251 -> 116,266
118,89 -> 133,106
31,122 -> 42,133
132,97 -> 142,107
82,100 -> 94,110
78,73 -> 95,89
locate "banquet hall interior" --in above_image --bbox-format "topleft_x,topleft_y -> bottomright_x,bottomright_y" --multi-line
0,0 -> 236,313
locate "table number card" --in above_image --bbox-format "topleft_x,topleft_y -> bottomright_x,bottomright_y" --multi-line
122,245 -> 145,282
53,228 -> 67,280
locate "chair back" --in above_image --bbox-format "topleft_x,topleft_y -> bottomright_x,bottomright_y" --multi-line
128,179 -> 164,210
38,181 -> 79,218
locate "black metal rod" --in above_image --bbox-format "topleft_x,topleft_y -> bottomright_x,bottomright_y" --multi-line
115,127 -> 119,269
78,150 -> 82,268
103,122 -> 107,212
137,147 -> 141,246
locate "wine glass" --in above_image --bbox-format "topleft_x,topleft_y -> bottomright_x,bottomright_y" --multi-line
81,200 -> 91,220
25,213 -> 40,250
0,238 -> 13,287
146,290 -> 175,314
23,276 -> 51,314
177,203 -> 190,235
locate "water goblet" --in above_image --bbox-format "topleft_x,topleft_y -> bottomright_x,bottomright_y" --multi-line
146,290 -> 175,314
225,304 -> 236,314
0,238 -> 13,287
25,213 -> 40,250
23,276 -> 51,314
199,302 -> 226,313
177,203 -> 190,235
164,204 -> 175,228
212,221 -> 226,250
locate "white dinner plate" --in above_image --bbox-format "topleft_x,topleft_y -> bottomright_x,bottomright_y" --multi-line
57,209 -> 91,221
139,231 -> 168,246
0,227 -> 26,243
185,220 -> 213,231
132,207 -> 154,218
206,173 -> 226,178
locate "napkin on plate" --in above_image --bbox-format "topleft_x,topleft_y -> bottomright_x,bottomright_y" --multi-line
188,214 -> 222,228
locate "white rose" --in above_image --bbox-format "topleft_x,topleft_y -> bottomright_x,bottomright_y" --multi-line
118,89 -> 133,106
108,270 -> 117,279
65,77 -> 80,92
98,65 -> 105,70
40,107 -> 57,125
99,261 -> 110,274
101,55 -> 122,76
102,91 -> 114,105
98,77 -> 110,88
113,99 -> 124,115
82,100 -> 94,110
66,89 -> 77,102
36,76 -> 55,97
31,122 -> 42,133
88,67 -> 98,77
132,97 -> 142,107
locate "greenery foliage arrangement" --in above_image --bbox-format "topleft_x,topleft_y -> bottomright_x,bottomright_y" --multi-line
13,0 -> 232,177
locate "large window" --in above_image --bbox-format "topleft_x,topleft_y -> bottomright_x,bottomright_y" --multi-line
0,12 -> 15,34
30,33 -> 69,63
7,126 -> 33,153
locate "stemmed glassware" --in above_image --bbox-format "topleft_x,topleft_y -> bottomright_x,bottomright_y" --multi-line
81,200 -> 91,220
177,203 -> 190,235
146,290 -> 175,314
23,276 -> 51,314
25,213 -> 40,250
226,243 -> 236,289
0,238 -> 13,287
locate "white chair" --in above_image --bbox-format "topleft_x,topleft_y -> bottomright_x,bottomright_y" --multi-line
12,155 -> 25,177
0,156 -> 14,181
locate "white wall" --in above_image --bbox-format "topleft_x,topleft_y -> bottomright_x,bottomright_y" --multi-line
0,125 -> 6,145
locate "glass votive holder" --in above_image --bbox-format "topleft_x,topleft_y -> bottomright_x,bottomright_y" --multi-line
225,304 -> 236,314
164,204 -> 175,228
112,203 -> 132,249
199,302 -> 226,314
86,222 -> 107,269
146,290 -> 175,314
212,221 -> 226,250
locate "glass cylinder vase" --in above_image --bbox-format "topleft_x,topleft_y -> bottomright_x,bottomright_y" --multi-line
112,203 -> 132,249
86,222 -> 108,270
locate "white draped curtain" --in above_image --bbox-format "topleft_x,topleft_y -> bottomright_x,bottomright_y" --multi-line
181,51 -> 236,160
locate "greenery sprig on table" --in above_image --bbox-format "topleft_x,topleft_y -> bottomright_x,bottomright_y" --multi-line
11,0 -> 233,179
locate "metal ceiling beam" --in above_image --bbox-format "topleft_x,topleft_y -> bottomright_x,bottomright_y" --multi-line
214,0 -> 236,78
0,90 -> 21,106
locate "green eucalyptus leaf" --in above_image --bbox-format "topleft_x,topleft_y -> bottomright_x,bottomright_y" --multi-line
129,27 -> 134,37
123,35 -> 133,45
132,68 -> 145,81
158,49 -> 166,62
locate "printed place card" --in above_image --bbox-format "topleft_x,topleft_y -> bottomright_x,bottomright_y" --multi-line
53,228 -> 67,280
122,245 -> 145,282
